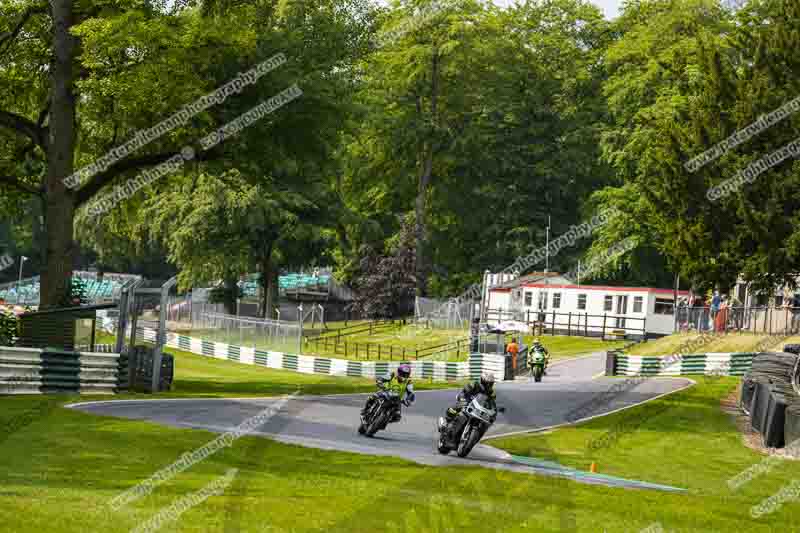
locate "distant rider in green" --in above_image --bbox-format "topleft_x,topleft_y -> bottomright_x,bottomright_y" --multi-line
530,337 -> 550,374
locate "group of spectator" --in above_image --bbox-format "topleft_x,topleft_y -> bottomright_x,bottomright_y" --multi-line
676,289 -> 800,333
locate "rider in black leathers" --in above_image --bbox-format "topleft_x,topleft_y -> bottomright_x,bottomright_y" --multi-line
439,372 -> 496,432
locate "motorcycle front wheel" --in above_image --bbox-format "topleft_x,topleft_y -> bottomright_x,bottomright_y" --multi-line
365,406 -> 388,437
456,424 -> 482,458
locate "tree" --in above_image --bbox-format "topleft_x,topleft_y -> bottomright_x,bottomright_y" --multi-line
597,0 -> 800,292
0,0 -> 377,307
349,216 -> 417,319
137,170 -> 332,318
341,0 -> 614,298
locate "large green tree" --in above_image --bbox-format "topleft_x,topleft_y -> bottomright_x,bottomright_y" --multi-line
0,0 -> 376,307
594,0 -> 800,292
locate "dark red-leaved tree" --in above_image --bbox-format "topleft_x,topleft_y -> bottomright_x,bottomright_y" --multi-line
349,219 -> 416,319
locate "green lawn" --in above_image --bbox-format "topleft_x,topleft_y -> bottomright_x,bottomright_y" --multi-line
2,373 -> 797,531
627,332 -> 800,356
90,332 -> 465,397
305,323 -> 469,361
163,322 -> 627,364
489,377 -> 800,532
519,335 -> 628,360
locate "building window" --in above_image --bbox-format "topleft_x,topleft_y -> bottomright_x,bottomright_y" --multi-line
537,291 -> 548,310
553,293 -> 561,309
654,298 -> 674,315
775,295 -> 784,307
525,292 -> 532,307
604,295 -> 613,312
577,294 -> 587,310
633,296 -> 643,313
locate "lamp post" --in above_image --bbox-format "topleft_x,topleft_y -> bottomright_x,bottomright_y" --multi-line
17,256 -> 27,304
18,256 -> 27,285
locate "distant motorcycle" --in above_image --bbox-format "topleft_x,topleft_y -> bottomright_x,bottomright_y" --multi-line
437,393 -> 504,458
529,348 -> 547,382
359,384 -> 403,437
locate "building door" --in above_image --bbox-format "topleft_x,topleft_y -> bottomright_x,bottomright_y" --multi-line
615,295 -> 628,328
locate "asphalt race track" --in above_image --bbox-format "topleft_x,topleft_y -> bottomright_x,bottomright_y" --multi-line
69,353 -> 692,491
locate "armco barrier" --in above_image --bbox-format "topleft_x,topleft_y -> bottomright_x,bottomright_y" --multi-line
137,326 -> 501,382
0,345 -> 123,394
614,353 -> 755,376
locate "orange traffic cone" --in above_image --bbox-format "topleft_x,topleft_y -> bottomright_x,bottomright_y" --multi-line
590,462 -> 597,473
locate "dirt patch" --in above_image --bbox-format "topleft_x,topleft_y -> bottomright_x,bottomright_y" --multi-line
722,384 -> 799,458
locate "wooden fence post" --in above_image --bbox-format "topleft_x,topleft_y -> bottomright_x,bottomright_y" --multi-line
585,312 -> 588,337
602,313 -> 607,340
551,311 -> 555,335
568,312 -> 572,336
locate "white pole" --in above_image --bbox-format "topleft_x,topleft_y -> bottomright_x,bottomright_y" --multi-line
18,256 -> 26,284
545,217 -> 550,274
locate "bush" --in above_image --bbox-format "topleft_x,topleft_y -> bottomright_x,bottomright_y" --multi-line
0,308 -> 19,346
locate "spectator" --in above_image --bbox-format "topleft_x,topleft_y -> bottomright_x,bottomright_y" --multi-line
711,290 -> 721,319
693,294 -> 707,331
714,295 -> 729,333
506,337 -> 520,373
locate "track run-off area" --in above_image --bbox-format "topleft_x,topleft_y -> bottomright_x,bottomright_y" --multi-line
68,353 -> 691,492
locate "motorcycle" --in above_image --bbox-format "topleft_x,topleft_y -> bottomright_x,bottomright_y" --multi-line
437,393 -> 504,458
358,383 -> 404,437
529,348 -> 547,382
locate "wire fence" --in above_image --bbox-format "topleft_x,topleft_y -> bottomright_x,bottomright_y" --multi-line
414,296 -> 474,329
304,334 -> 470,361
484,308 -> 647,340
675,306 -> 800,335
190,312 -> 302,354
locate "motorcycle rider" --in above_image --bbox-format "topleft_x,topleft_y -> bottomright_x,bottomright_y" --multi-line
439,371 -> 497,431
530,337 -> 550,374
361,363 -> 415,423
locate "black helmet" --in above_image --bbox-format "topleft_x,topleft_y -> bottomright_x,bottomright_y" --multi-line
480,371 -> 495,391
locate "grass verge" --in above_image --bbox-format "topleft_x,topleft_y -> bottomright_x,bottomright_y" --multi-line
1,376 -> 797,531
627,332 -> 800,356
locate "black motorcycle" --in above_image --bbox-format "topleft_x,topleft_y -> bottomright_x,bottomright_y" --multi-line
437,393 -> 504,457
359,384 -> 403,437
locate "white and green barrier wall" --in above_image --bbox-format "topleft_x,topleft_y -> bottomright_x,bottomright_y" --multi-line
132,325 -> 505,382
611,352 -> 756,376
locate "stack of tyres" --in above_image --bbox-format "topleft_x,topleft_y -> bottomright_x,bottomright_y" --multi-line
783,344 -> 800,356
763,387 -> 789,448
785,403 -> 800,457
129,346 -> 174,392
750,382 -> 772,435
740,378 -> 757,415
